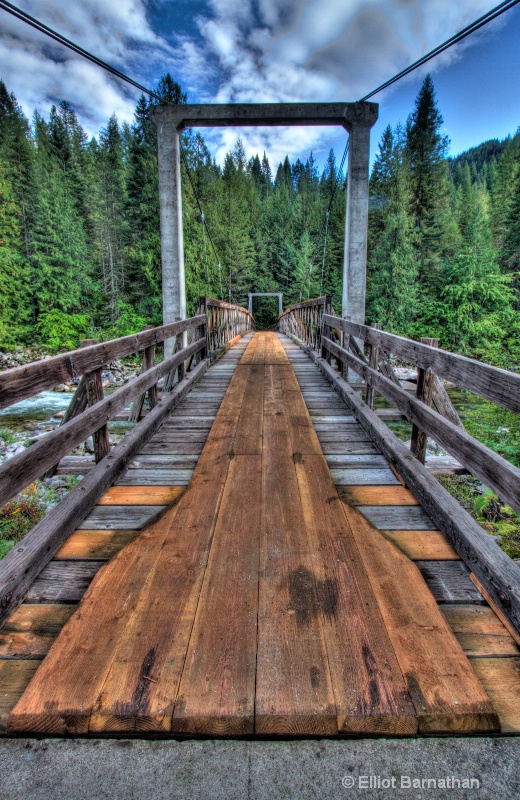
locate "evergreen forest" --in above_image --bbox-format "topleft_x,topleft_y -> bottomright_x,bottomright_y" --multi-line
0,73 -> 519,370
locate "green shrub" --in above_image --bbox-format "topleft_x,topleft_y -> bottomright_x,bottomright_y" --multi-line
37,309 -> 91,351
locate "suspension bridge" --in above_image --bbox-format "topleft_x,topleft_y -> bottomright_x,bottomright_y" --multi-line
0,95 -> 519,736
1,0 -> 520,740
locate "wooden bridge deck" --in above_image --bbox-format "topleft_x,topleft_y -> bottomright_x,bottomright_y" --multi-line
1,332 -> 519,736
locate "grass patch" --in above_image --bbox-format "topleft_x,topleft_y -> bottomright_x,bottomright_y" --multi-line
438,475 -> 520,560
0,426 -> 18,446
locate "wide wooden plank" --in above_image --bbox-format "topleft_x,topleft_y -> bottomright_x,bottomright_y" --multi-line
9,507 -> 183,734
55,530 -> 141,560
0,630 -> 56,659
140,442 -> 204,455
338,486 -> 419,506
470,658 -> 520,733
172,456 -> 262,735
233,365 -> 264,454
97,486 -> 185,506
117,470 -> 193,486
295,454 -> 417,735
342,504 -> 498,733
255,412 -> 337,735
379,530 -> 459,561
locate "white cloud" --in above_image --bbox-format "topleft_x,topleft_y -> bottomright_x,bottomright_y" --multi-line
0,0 -> 180,134
0,0 -> 509,161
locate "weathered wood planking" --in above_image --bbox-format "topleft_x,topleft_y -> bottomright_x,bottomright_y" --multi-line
296,343 -> 520,639
172,456 -> 262,735
255,365 -> 337,735
342,504 -> 499,733
25,561 -> 101,605
97,486 -> 185,506
78,506 -> 167,531
355,505 -> 437,531
55,530 -> 142,560
378,530 -> 459,561
417,562 -> 485,604
338,486 -> 419,505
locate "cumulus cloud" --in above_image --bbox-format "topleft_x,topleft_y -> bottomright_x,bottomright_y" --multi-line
0,0 -> 508,162
0,0 -> 180,134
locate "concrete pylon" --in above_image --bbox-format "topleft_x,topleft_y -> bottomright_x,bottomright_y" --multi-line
153,110 -> 186,360
342,108 -> 378,325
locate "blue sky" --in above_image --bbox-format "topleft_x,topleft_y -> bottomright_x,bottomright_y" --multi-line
0,0 -> 518,170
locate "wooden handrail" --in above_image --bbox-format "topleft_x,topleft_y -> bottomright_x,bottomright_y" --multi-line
323,314 -> 520,414
0,337 -> 206,509
322,335 -> 520,516
0,316 -> 206,411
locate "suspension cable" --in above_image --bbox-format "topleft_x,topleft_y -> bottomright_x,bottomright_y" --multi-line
360,0 -> 520,101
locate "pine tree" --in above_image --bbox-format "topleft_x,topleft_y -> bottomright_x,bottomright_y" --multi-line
405,75 -> 458,300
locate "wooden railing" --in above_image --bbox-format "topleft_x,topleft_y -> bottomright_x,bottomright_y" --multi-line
278,298 -> 520,633
0,300 -> 251,622
198,297 -> 256,358
277,296 -> 333,351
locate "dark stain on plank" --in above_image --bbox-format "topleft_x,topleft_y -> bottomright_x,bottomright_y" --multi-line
362,643 -> 381,707
132,647 -> 157,712
310,666 -> 321,688
287,566 -> 318,626
315,578 -> 339,618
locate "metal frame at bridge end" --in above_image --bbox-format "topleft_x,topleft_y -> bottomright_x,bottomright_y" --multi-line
151,102 -> 378,355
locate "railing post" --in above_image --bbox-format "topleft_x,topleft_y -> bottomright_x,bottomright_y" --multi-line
366,323 -> 381,410
129,326 -> 157,423
410,337 -> 438,463
83,340 -> 111,464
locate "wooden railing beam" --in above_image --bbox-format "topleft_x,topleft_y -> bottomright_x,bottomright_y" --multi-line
322,335 -> 520,516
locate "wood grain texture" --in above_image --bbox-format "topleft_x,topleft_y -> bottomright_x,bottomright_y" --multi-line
78,506 -> 167,531
2,604 -> 75,634
470,658 -> 520,733
356,506 -> 437,531
54,530 -> 142,560
417,562 -> 485,605
172,456 -> 262,735
255,406 -> 336,735
343,504 -> 499,733
0,660 -> 40,732
96,486 -> 185,506
378,530 -> 459,561
338,486 -> 419,506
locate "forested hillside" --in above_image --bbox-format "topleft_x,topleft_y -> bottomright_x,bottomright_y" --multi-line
0,73 -> 518,368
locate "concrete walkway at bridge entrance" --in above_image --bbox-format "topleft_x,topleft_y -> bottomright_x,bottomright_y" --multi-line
2,332 -> 518,738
